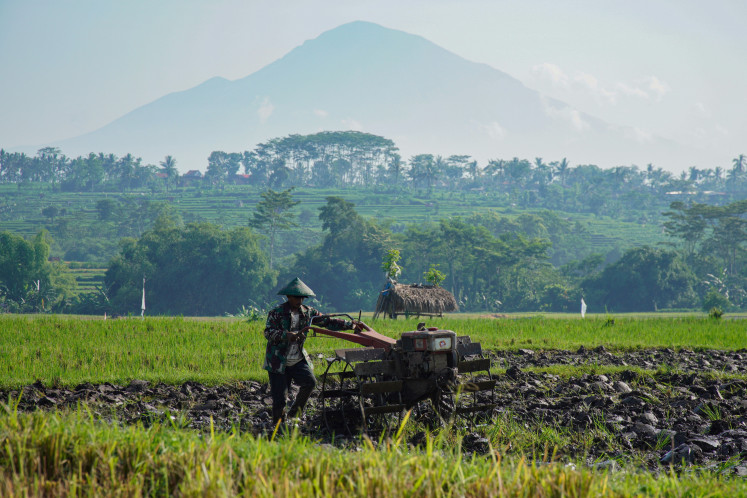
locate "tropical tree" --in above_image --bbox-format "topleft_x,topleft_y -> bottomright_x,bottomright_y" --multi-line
0,230 -> 77,311
582,246 -> 697,311
105,215 -> 274,316
386,153 -> 405,186
116,153 -> 139,192
408,154 -> 438,191
279,196 -> 394,311
554,157 -> 570,187
159,155 -> 179,191
249,188 -> 300,269
205,151 -> 230,188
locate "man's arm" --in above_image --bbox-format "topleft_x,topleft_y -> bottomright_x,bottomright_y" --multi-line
264,309 -> 288,344
308,309 -> 353,331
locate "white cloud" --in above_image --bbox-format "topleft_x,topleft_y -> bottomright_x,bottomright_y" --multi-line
568,110 -> 590,131
542,99 -> 590,132
482,121 -> 506,140
615,82 -> 649,99
574,72 -> 598,90
693,101 -> 709,116
341,118 -> 363,130
314,109 -> 328,118
691,127 -> 708,140
257,97 -> 274,122
532,63 -> 671,106
645,76 -> 670,100
624,127 -> 653,143
574,72 -> 616,104
531,62 -> 569,87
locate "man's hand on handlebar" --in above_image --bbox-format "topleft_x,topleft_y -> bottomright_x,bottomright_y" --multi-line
287,330 -> 307,343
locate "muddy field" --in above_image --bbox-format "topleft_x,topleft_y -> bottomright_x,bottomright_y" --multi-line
3,347 -> 746,475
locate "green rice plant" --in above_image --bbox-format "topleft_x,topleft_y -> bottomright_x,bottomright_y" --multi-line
654,431 -> 673,451
2,406 -> 746,497
1,314 -> 747,389
699,403 -> 723,422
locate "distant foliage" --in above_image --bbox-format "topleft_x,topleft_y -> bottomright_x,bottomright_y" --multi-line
702,289 -> 730,312
226,303 -> 267,322
582,246 -> 698,312
0,230 -> 78,312
708,307 -> 724,319
1,135 -> 746,313
105,215 -> 275,316
382,249 -> 402,279
278,197 -> 393,311
423,265 -> 446,287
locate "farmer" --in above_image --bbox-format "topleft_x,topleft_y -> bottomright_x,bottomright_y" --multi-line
263,277 -> 352,425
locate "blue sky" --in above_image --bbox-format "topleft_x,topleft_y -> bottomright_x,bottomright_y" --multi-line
1,0 -> 744,172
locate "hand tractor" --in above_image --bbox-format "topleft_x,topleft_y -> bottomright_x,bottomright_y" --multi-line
304,314 -> 496,435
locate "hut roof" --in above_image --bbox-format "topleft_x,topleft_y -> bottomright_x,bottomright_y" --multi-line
375,283 -> 458,315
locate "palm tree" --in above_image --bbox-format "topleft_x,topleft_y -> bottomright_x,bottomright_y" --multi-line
533,157 -> 552,188
467,160 -> 480,181
433,155 -> 447,187
555,158 -> 570,187
483,159 -> 505,187
729,154 -> 745,192
732,154 -> 745,174
117,153 -> 137,192
408,154 -> 437,191
159,155 -> 178,192
387,154 -> 404,185
688,166 -> 700,183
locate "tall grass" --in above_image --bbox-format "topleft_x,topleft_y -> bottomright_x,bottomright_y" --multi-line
0,315 -> 744,388
1,406 -> 744,497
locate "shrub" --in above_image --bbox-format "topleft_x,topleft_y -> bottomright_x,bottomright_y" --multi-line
702,289 -> 730,312
708,307 -> 724,320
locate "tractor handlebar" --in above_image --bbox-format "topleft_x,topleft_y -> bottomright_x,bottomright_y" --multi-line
306,314 -> 366,336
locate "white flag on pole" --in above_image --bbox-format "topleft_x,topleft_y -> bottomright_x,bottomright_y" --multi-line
581,298 -> 587,318
141,276 -> 146,318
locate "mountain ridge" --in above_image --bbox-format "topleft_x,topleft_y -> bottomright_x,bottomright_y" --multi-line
37,20 -> 690,172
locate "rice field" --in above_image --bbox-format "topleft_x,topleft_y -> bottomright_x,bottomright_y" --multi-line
0,314 -> 745,388
1,313 -> 746,496
2,406 -> 745,497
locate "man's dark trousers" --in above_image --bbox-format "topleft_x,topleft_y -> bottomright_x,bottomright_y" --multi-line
269,360 -> 317,422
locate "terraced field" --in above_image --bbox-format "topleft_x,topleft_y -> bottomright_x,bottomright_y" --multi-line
1,183 -> 667,265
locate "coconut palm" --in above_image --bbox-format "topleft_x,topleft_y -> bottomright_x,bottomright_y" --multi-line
554,157 -> 570,187
159,155 -> 178,191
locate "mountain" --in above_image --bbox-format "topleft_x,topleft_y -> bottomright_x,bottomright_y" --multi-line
47,21 -> 686,172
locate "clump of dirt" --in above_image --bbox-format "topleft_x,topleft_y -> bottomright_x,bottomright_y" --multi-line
1,348 -> 745,475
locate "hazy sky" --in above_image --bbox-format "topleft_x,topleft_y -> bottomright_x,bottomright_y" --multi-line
1,0 -> 745,171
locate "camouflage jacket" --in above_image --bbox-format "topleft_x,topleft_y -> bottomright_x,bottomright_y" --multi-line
263,302 -> 349,374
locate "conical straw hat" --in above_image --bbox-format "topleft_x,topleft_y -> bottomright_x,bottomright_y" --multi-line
277,277 -> 316,297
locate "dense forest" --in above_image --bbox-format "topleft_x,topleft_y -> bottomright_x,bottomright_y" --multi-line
1,131 -> 745,315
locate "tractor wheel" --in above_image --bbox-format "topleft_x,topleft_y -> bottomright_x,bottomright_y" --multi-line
321,355 -> 405,436
453,366 -> 495,425
356,371 -> 405,436
320,357 -> 360,436
454,337 -> 497,426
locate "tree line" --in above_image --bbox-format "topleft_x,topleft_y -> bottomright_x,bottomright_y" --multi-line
2,133 -> 746,217
2,192 -> 743,315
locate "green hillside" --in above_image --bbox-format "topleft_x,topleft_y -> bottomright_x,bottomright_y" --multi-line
0,183 -> 667,265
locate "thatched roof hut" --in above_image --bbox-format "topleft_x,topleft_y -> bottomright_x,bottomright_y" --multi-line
373,282 -> 459,319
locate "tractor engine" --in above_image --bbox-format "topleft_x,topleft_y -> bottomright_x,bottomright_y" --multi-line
395,329 -> 458,401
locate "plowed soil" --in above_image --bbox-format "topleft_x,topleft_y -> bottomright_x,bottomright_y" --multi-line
3,347 -> 746,474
